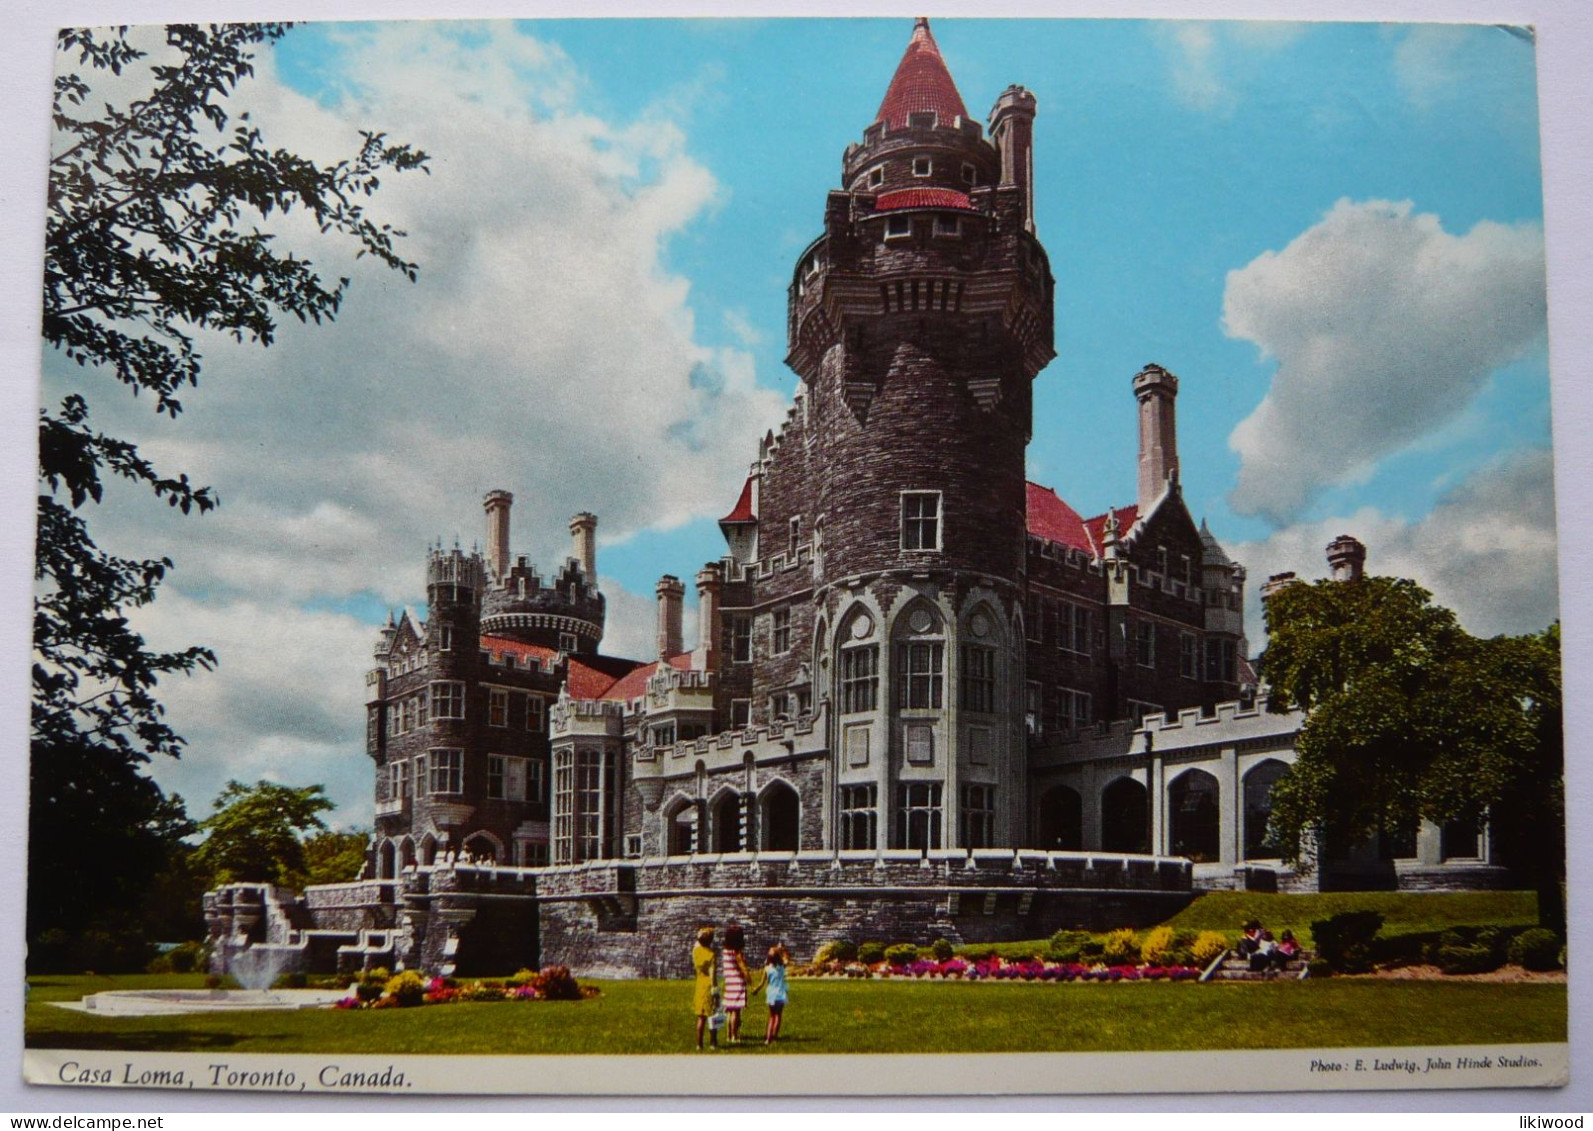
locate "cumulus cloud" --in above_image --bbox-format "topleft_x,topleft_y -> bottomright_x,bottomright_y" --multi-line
1232,447 -> 1559,646
1224,199 -> 1546,523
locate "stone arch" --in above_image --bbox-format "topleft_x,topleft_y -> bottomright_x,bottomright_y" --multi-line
418,833 -> 438,866
462,830 -> 503,863
377,839 -> 398,879
1038,784 -> 1083,851
890,597 -> 947,717
709,785 -> 743,854
1242,759 -> 1291,859
662,792 -> 699,857
1168,767 -> 1221,863
398,836 -> 417,869
758,777 -> 801,852
1101,776 -> 1149,854
960,595 -> 1009,646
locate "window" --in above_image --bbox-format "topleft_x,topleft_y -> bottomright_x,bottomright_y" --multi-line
841,646 -> 879,713
386,703 -> 398,737
1180,633 -> 1199,680
429,749 -> 463,795
839,784 -> 878,850
1057,600 -> 1091,654
521,842 -> 551,867
1156,545 -> 1168,576
652,721 -> 677,747
960,645 -> 996,713
400,696 -> 416,734
559,632 -> 578,653
867,165 -> 884,189
934,215 -> 960,236
1135,622 -> 1156,668
907,111 -> 937,129
901,492 -> 941,550
730,699 -> 751,728
1026,681 -> 1042,737
772,608 -> 792,654
1026,593 -> 1043,642
526,696 -> 545,732
961,162 -> 977,185
769,693 -> 791,722
430,681 -> 465,720
885,214 -> 910,239
487,754 -> 528,802
552,749 -> 573,863
1057,687 -> 1092,731
1181,554 -> 1193,587
960,784 -> 995,848
789,516 -> 801,557
729,616 -> 752,663
489,688 -> 509,727
527,758 -> 545,803
413,753 -> 427,797
389,760 -> 410,800
415,691 -> 428,727
437,625 -> 452,651
894,782 -> 943,851
897,642 -> 944,709
912,155 -> 932,176
1206,638 -> 1238,683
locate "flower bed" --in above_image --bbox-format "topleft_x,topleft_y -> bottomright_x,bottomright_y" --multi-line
797,955 -> 1201,982
332,966 -> 595,1009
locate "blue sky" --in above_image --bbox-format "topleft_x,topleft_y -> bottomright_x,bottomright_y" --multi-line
36,19 -> 1556,824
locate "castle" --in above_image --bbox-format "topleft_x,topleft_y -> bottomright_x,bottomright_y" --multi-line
206,20 -> 1513,979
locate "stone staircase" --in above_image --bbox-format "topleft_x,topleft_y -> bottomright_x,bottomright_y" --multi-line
1200,948 -> 1311,982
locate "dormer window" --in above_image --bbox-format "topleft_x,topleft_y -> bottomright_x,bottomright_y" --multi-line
867,165 -> 885,189
912,156 -> 932,177
961,162 -> 978,185
885,215 -> 911,239
559,632 -> 578,653
907,111 -> 937,129
934,215 -> 961,237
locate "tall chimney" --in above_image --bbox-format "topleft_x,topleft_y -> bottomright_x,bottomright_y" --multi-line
569,512 -> 597,581
1134,363 -> 1180,513
1260,572 -> 1298,602
693,563 -> 722,671
1326,535 -> 1367,582
990,85 -> 1038,235
483,490 -> 513,582
656,575 -> 685,659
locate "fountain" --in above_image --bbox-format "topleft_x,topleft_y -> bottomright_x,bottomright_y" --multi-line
56,944 -> 348,1017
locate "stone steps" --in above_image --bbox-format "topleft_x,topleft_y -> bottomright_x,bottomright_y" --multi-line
1201,949 -> 1311,982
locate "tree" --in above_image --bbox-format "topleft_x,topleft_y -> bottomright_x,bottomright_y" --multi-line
193,780 -> 336,888
303,829 -> 373,886
1260,576 -> 1564,932
30,25 -> 425,960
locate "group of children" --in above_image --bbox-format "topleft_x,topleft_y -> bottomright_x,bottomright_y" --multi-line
1237,919 -> 1302,977
692,923 -> 790,1050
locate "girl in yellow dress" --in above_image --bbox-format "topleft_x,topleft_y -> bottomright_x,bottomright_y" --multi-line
692,927 -> 719,1050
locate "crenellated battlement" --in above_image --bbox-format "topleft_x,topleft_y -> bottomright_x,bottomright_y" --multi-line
426,545 -> 486,592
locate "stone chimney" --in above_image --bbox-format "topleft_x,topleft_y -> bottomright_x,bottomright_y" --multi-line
483,490 -> 513,582
1326,534 -> 1367,582
1260,572 -> 1298,602
656,575 -> 685,659
693,563 -> 722,671
990,84 -> 1038,235
569,512 -> 597,581
1134,363 -> 1180,514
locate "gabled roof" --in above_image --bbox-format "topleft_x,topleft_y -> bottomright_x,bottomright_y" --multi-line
565,657 -> 627,701
720,475 -> 756,523
1025,482 -> 1093,554
874,187 -> 976,212
1083,505 -> 1138,556
876,18 -> 969,131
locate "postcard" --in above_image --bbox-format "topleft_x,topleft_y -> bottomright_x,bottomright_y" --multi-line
18,13 -> 1572,1099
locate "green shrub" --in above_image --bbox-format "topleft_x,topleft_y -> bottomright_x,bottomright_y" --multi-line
506,967 -> 536,988
883,943 -> 919,967
366,965 -> 392,983
929,937 -> 955,961
463,982 -> 506,1002
1435,944 -> 1499,975
273,970 -> 308,989
857,941 -> 887,966
1508,928 -> 1563,972
1191,931 -> 1229,967
146,953 -> 174,974
1102,928 -> 1140,966
532,965 -> 582,1001
815,939 -> 859,964
1310,911 -> 1384,974
355,979 -> 384,1003
1077,940 -> 1106,963
167,941 -> 207,974
1046,930 -> 1094,963
1140,926 -> 1176,966
1306,958 -> 1333,979
204,973 -> 224,990
385,970 -> 426,1007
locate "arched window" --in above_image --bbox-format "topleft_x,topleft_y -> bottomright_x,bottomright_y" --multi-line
1242,760 -> 1291,859
462,833 -> 500,863
759,780 -> 800,852
664,798 -> 698,857
418,834 -> 438,866
378,839 -> 397,879
711,789 -> 743,854
1039,784 -> 1083,851
1101,777 -> 1148,853
1168,769 -> 1221,863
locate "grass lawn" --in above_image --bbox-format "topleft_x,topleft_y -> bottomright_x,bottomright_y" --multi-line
26,974 -> 1566,1056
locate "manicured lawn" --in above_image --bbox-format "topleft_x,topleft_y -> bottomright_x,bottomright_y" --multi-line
26,975 -> 1566,1056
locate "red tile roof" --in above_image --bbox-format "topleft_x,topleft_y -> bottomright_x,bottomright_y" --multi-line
1026,481 -> 1138,558
876,18 -> 969,131
478,635 -> 560,667
592,653 -> 695,703
720,475 -> 756,523
566,657 -> 625,701
874,187 -> 975,212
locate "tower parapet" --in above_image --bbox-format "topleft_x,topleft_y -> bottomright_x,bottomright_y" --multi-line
1327,534 -> 1367,582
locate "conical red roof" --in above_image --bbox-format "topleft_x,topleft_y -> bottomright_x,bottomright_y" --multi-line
876,17 -> 969,131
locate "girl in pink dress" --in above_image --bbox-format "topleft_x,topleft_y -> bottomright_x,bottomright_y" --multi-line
721,922 -> 751,1044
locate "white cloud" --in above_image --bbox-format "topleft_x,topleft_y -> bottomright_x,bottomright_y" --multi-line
1224,199 -> 1546,523
1155,21 -> 1308,114
1393,24 -> 1470,110
1232,447 -> 1559,646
